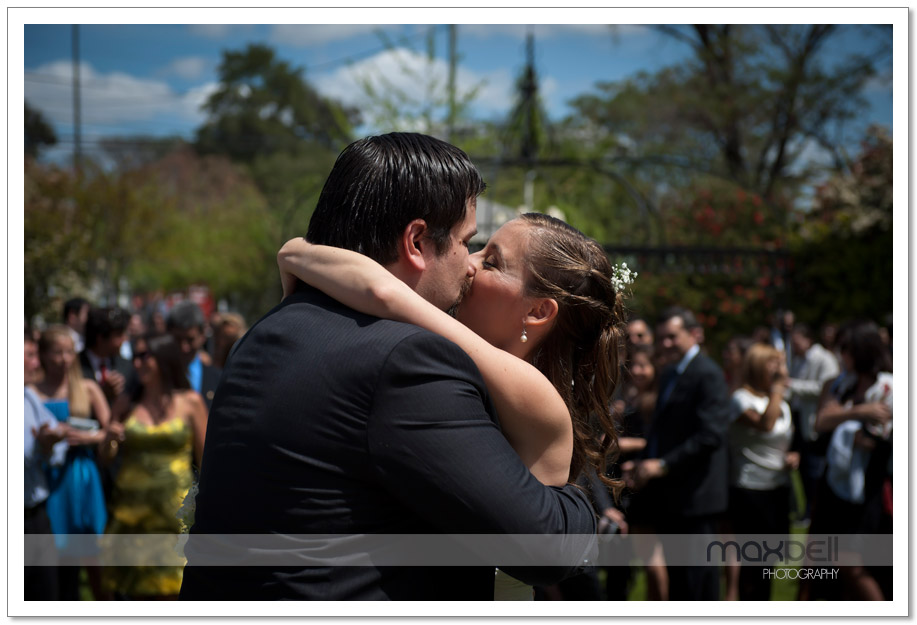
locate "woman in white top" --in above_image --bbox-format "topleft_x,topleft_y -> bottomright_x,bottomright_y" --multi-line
727,342 -> 799,601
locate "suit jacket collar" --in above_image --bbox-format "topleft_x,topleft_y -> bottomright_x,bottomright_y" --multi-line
656,346 -> 703,414
675,343 -> 701,376
85,349 -> 107,381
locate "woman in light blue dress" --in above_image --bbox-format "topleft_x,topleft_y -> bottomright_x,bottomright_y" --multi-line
32,325 -> 110,600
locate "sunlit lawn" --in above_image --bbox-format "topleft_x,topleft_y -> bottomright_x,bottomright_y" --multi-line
620,469 -> 807,601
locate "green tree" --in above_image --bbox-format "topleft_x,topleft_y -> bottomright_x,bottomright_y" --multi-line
24,157 -> 178,322
788,125 -> 893,326
195,44 -> 357,163
98,135 -> 188,171
569,25 -> 889,205
25,100 -> 57,158
195,44 -> 359,240
124,147 -> 283,321
350,26 -> 483,136
25,161 -> 90,322
24,149 -> 283,325
620,176 -> 792,355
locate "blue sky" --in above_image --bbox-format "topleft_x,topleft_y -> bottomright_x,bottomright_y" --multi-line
21,18 -> 894,165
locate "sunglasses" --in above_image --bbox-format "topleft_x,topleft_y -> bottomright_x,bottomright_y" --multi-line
133,350 -> 153,361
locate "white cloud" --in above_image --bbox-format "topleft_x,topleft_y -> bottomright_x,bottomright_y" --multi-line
863,73 -> 893,94
180,81 -> 220,121
25,60 -> 216,131
313,47 -> 516,124
187,24 -> 233,39
160,56 -> 209,80
269,24 -> 379,47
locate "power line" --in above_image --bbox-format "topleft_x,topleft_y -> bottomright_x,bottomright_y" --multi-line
24,25 -> 445,92
305,25 -> 443,72
25,71 -> 206,99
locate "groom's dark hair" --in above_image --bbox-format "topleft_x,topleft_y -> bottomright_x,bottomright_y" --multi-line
306,132 -> 485,265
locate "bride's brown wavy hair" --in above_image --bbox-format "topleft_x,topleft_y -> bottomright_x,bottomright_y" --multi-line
518,213 -> 626,499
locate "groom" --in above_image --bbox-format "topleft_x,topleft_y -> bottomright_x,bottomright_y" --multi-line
179,133 -> 597,600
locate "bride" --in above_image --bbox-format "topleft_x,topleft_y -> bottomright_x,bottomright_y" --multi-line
279,212 -> 631,600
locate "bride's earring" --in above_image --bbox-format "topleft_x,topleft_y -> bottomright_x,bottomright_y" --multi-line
520,321 -> 528,343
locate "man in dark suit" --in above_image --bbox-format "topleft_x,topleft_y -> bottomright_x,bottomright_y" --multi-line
621,306 -> 730,600
179,133 -> 596,601
167,301 -> 221,410
79,306 -> 135,406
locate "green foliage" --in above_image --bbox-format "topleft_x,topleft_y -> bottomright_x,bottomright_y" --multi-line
24,158 -> 178,322
24,100 -> 57,158
25,162 -> 93,322
126,148 -> 285,320
195,44 -> 357,163
247,150 -> 334,238
24,149 -> 285,325
193,43 -> 351,257
351,27 -> 483,135
658,178 -> 789,247
788,125 -> 893,326
609,176 -> 792,357
568,25 -> 884,203
98,135 -> 189,172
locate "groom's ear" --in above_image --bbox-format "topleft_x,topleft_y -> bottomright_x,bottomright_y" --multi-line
525,298 -> 559,330
398,219 -> 429,272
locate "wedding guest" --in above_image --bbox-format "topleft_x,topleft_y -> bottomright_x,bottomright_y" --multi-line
167,302 -> 221,409
213,312 -> 247,369
622,306 -> 731,601
32,325 -> 110,600
80,306 -> 134,406
119,312 -> 147,361
63,297 -> 90,354
811,321 -> 892,600
100,333 -> 207,600
626,317 -> 654,347
722,335 -> 753,394
786,323 -> 840,523
24,331 -> 68,601
727,343 -> 799,600
820,321 -> 839,355
613,342 -> 667,601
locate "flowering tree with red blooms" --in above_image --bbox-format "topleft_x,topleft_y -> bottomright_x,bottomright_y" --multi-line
622,177 -> 793,354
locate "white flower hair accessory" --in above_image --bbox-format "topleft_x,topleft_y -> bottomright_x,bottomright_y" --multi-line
611,262 -> 637,292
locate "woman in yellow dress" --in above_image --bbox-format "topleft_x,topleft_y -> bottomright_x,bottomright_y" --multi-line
99,333 -> 207,600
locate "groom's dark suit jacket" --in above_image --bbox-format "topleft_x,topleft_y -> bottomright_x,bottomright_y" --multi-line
640,351 -> 730,521
179,284 -> 596,601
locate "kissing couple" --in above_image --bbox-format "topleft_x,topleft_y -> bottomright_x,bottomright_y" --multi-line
179,132 -> 632,601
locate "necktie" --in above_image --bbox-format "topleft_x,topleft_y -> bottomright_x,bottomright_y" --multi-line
100,362 -> 108,382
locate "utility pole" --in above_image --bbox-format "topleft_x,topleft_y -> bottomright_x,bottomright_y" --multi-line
71,24 -> 82,172
447,24 -> 457,143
